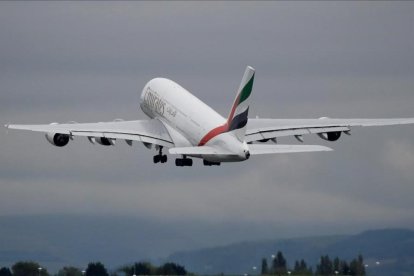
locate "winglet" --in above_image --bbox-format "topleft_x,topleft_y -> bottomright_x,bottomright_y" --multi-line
4,123 -> 10,134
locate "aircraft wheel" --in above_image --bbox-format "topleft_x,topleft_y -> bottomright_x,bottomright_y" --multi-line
185,159 -> 193,166
175,159 -> 183,167
203,160 -> 220,166
153,155 -> 160,163
176,158 -> 192,166
161,155 -> 167,163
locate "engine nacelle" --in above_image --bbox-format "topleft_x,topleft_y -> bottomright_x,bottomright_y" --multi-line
45,133 -> 70,147
318,131 -> 342,142
95,137 -> 115,146
143,142 -> 153,149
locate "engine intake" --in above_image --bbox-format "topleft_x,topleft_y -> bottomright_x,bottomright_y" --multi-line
318,131 -> 342,142
45,133 -> 70,147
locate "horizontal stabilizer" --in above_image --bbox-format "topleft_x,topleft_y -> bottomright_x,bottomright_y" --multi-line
169,146 -> 232,156
248,144 -> 332,155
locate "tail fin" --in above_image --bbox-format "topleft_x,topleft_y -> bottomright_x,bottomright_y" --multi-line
197,66 -> 255,146
227,66 -> 255,142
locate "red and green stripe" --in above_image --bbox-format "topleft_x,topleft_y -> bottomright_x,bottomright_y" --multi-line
198,72 -> 254,146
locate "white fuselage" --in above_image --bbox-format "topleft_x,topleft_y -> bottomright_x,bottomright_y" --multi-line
139,78 -> 248,162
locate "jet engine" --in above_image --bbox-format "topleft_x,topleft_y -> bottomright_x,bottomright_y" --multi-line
94,137 -> 115,146
45,133 -> 70,147
318,131 -> 342,142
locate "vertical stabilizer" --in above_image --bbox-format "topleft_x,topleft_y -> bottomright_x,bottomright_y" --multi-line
227,66 -> 255,142
197,66 -> 255,146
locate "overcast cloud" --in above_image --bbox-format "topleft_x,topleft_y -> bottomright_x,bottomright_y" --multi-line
1,1 -> 414,259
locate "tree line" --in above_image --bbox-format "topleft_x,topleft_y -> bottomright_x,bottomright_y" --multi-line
260,251 -> 366,276
0,261 -> 188,276
0,252 -> 366,276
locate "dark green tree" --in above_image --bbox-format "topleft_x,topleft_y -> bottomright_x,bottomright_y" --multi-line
118,262 -> 156,276
316,255 -> 333,275
118,262 -> 187,276
340,261 -> 350,275
292,259 -> 312,275
12,262 -> 49,276
261,258 -> 269,275
0,267 -> 12,276
85,262 -> 109,276
349,255 -> 365,276
271,251 -> 287,276
157,263 -> 187,275
293,261 -> 300,272
333,257 -> 340,274
57,266 -> 83,276
357,254 -> 366,276
135,262 -> 156,275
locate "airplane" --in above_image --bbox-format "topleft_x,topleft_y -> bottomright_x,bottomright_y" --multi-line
5,66 -> 414,167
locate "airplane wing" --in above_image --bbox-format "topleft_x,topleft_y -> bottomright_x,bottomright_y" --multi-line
5,119 -> 174,147
245,118 -> 414,142
247,144 -> 332,154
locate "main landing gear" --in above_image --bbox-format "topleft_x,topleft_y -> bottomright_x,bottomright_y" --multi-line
153,146 -> 167,164
175,156 -> 193,167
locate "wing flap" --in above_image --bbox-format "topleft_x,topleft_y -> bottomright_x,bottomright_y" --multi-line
248,144 -> 333,155
247,126 -> 350,141
70,131 -> 172,147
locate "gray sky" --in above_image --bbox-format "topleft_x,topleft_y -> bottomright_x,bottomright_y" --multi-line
1,1 -> 414,259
